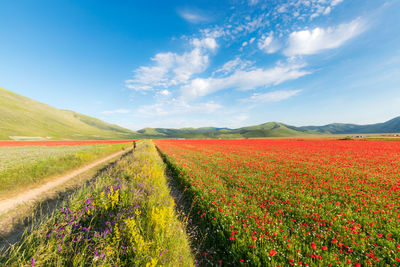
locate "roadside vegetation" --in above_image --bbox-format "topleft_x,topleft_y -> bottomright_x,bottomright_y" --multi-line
0,143 -> 130,197
1,141 -> 193,266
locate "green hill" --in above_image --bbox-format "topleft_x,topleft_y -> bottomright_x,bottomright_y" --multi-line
0,87 -> 138,140
233,122 -> 318,137
137,118 -> 400,139
300,117 -> 400,134
137,122 -> 318,139
2,87 -> 398,140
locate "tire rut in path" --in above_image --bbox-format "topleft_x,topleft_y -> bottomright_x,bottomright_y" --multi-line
157,147 -> 213,266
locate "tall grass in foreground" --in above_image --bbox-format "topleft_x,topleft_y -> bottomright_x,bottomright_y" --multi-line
1,141 -> 193,266
0,143 -> 129,195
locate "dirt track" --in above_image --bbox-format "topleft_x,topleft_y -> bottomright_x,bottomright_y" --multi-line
0,149 -> 128,215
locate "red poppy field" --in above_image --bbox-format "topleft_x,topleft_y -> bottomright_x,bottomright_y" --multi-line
155,139 -> 400,266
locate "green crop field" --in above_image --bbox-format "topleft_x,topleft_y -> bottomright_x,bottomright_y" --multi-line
0,143 -> 130,197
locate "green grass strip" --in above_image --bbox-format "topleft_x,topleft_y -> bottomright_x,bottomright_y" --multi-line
0,143 -> 129,195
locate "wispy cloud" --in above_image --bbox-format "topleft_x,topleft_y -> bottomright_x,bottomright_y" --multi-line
214,57 -> 253,75
157,89 -> 171,96
125,0 -> 366,123
284,18 -> 366,56
126,36 -> 218,92
181,63 -> 310,100
248,0 -> 259,6
243,89 -> 302,103
101,109 -> 131,115
258,31 -> 280,54
235,114 -> 249,122
178,8 -> 211,24
138,99 -> 222,117
274,0 -> 345,21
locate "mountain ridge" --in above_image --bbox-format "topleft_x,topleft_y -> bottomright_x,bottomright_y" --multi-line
137,117 -> 400,138
1,87 -> 399,140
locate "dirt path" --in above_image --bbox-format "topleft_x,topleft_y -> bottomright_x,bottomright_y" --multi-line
0,149 -> 129,215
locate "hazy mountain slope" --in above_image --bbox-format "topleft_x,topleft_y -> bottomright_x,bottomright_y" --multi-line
138,122 -> 318,138
2,87 -> 398,140
234,122 -> 318,137
138,117 -> 400,138
0,87 -> 137,140
300,117 -> 400,134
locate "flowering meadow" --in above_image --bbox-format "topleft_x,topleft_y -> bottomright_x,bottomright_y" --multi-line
1,141 -> 193,266
155,139 -> 400,266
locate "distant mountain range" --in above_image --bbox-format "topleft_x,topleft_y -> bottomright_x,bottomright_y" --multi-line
137,117 -> 400,138
1,87 -> 399,140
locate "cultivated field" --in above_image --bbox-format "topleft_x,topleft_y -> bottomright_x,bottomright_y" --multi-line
0,142 -> 132,197
155,139 -> 400,266
2,139 -> 400,266
1,141 -> 193,266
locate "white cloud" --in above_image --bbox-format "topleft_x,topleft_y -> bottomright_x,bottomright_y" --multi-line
191,37 -> 218,50
278,5 -> 287,13
248,0 -> 259,5
101,109 -> 131,115
200,27 -> 225,39
181,63 -> 310,100
126,53 -> 174,91
178,9 -> 210,24
235,114 -> 249,121
276,0 -> 345,21
158,89 -> 171,96
243,90 -> 302,103
323,6 -> 332,15
258,32 -> 280,54
243,16 -> 266,33
126,36 -> 218,91
284,18 -> 366,56
138,99 -> 222,117
214,57 -> 253,75
331,0 -> 344,7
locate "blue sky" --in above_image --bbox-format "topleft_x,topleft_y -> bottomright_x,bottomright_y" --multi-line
1,0 -> 399,130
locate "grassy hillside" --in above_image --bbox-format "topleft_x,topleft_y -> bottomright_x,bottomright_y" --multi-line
300,116 -> 400,134
137,117 -> 400,139
0,87 -> 138,140
233,122 -> 318,137
2,86 -> 398,140
138,122 -> 318,139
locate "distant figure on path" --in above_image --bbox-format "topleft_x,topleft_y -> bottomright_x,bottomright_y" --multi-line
133,141 -> 136,150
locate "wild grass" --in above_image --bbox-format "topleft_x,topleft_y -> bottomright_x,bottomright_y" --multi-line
0,143 -> 130,197
0,87 -> 137,140
1,140 -> 193,266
